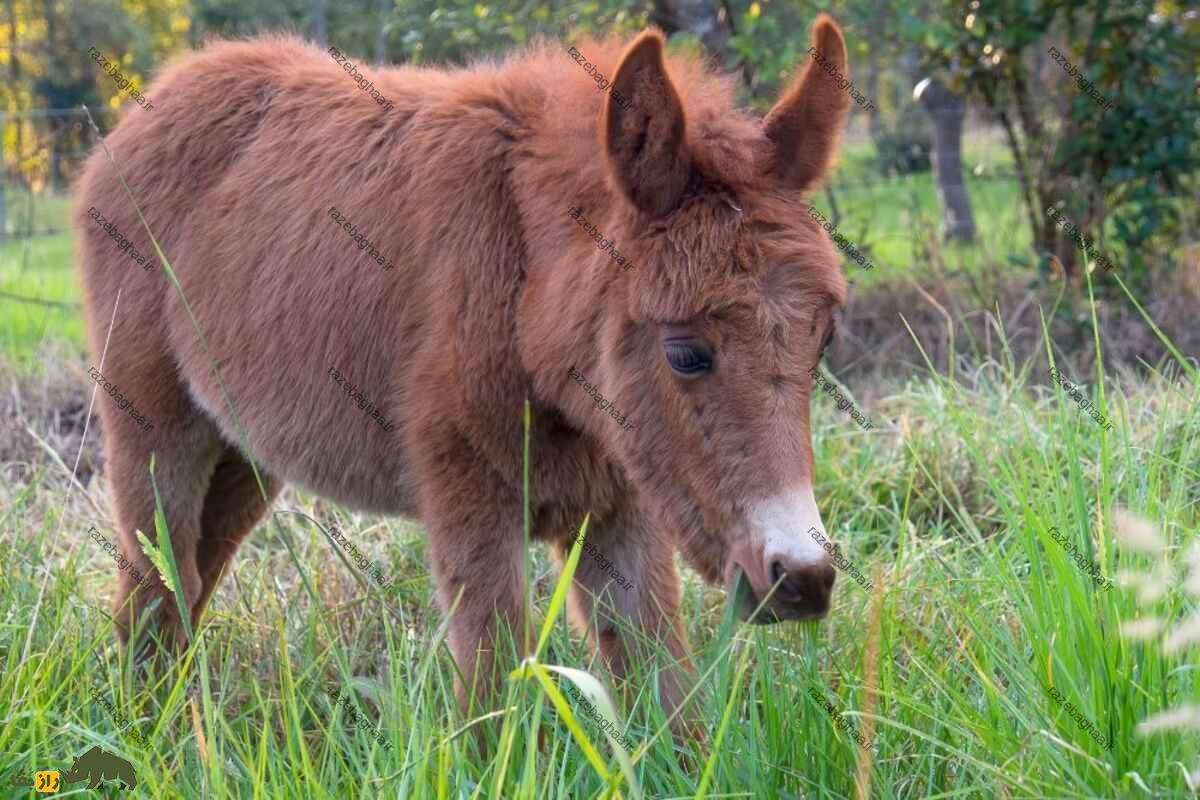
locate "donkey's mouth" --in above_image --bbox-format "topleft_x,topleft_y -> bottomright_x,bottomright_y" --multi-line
731,567 -> 832,625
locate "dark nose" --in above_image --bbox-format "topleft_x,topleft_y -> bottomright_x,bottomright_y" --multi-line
768,557 -> 836,616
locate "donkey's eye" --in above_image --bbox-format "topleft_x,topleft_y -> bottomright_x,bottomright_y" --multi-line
665,341 -> 713,377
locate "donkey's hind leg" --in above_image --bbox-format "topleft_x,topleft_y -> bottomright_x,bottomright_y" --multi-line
104,390 -> 224,656
193,447 -> 281,619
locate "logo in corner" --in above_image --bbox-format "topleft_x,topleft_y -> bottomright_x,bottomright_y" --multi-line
11,746 -> 137,792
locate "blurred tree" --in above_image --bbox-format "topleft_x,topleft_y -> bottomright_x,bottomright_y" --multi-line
388,0 -> 649,66
724,0 -> 809,110
723,0 -> 923,158
191,0 -> 308,41
649,0 -> 734,67
723,0 -> 950,236
908,0 -> 1200,282
914,76 -> 975,241
312,0 -> 325,45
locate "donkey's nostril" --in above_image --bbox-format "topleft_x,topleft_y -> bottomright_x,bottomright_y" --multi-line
820,564 -> 835,591
770,559 -> 787,588
764,557 -> 836,612
770,559 -> 808,601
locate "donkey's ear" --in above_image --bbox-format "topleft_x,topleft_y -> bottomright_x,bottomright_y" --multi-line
604,31 -> 691,218
763,15 -> 851,192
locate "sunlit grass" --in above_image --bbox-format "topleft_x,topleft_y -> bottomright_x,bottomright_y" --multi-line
3,293 -> 1198,795
2,132 -> 1198,797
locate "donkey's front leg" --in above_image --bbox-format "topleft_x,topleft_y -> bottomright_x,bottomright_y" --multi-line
558,514 -> 694,721
420,438 -> 529,716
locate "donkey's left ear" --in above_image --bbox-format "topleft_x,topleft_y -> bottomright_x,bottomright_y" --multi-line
604,30 -> 691,218
763,15 -> 851,192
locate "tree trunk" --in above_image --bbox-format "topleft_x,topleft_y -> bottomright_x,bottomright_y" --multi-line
375,0 -> 388,65
916,77 -> 976,243
311,0 -> 327,47
650,0 -> 732,61
865,12 -> 883,145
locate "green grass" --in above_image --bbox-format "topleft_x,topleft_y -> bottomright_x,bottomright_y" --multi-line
0,229 -> 85,371
824,138 -> 1028,287
2,145 -> 1198,796
3,302 -> 1199,796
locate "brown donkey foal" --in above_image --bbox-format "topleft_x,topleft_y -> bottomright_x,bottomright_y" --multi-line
76,15 -> 853,718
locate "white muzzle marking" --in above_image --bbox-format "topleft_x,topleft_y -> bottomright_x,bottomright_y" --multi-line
752,484 -> 831,568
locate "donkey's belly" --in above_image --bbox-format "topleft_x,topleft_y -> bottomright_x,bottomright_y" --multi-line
269,423 -> 421,518
185,361 -> 420,518
286,458 -> 421,519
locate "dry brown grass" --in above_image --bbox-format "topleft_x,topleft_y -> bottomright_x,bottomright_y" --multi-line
830,266 -> 1200,396
1,339 -> 104,488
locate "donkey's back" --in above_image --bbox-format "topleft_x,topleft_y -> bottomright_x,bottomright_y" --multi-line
75,35 -> 541,646
77,35 -> 533,503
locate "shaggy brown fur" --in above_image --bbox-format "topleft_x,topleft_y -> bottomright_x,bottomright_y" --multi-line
75,16 -> 852,716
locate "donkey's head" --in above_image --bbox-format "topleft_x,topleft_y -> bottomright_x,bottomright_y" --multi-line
589,15 -> 853,623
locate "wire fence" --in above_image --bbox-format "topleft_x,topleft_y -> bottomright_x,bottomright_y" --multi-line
0,108 -> 1018,243
0,108 -> 1024,318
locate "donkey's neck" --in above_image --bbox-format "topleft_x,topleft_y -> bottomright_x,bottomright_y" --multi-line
497,58 -> 636,418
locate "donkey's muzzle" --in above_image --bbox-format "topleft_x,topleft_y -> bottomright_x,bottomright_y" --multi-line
734,558 -> 835,624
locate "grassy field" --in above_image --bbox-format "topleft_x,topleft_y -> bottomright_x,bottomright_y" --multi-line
0,229 -> 82,372
4,333 -> 1199,797
3,157 -> 1199,798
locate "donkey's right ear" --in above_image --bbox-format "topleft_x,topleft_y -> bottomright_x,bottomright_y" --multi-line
604,31 -> 691,218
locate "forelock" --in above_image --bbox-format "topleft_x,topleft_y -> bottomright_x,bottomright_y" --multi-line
630,191 -> 760,322
753,194 -> 848,309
